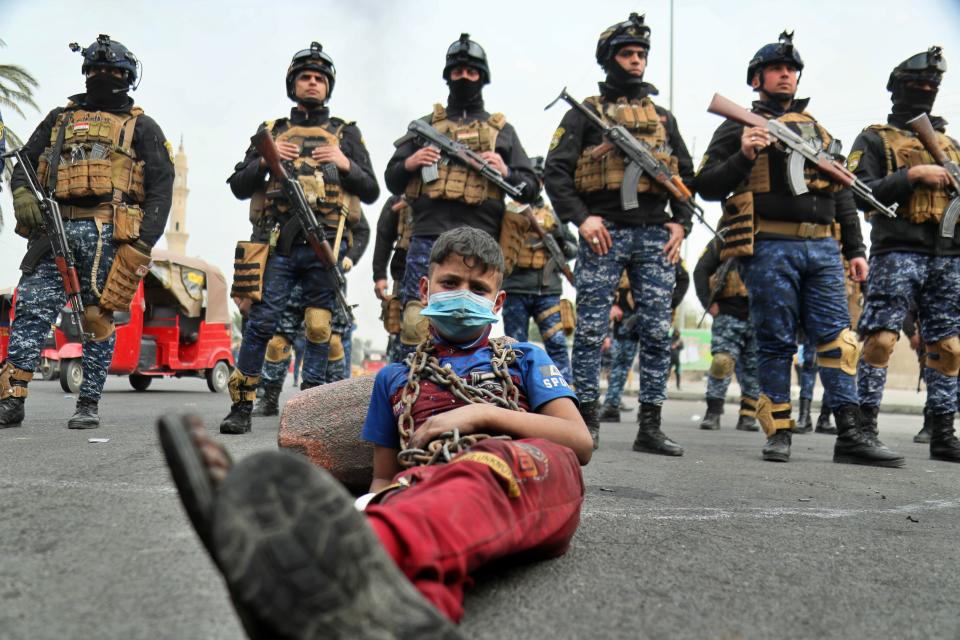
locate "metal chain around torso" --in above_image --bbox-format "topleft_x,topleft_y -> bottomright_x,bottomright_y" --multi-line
396,337 -> 521,467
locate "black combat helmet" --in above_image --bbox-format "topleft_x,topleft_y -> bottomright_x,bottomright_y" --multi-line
746,31 -> 804,86
595,13 -> 651,69
443,33 -> 490,84
69,34 -> 139,87
286,42 -> 336,102
887,46 -> 946,91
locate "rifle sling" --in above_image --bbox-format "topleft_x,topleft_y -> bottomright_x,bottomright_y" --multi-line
46,113 -> 73,194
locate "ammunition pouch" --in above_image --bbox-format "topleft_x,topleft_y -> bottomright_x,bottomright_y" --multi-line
499,205 -> 531,276
231,241 -> 270,302
926,336 -> 960,377
755,394 -> 794,437
862,330 -> 898,368
0,362 -> 32,400
83,305 -> 116,342
381,294 -> 402,335
99,243 -> 152,311
228,370 -> 260,403
816,328 -> 860,375
718,192 -> 755,260
559,299 -> 576,336
111,203 -> 144,243
400,300 -> 429,346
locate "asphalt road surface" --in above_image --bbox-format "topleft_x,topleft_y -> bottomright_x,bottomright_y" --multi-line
1,378 -> 958,640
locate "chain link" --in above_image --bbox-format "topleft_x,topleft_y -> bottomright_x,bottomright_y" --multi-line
397,337 -> 522,467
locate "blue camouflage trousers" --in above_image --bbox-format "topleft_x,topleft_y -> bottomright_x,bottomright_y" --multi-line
740,238 -> 857,406
9,220 -> 117,401
261,282 -> 304,387
857,252 -> 960,414
237,244 -> 338,387
573,224 -> 674,405
603,332 -> 638,409
797,335 -> 818,400
502,293 -> 572,381
398,236 -> 436,360
705,314 -> 760,401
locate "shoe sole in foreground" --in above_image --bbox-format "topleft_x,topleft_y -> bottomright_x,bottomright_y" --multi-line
632,442 -> 684,456
762,451 -> 790,462
832,452 -> 905,468
212,450 -> 463,640
157,414 -> 217,558
67,418 -> 100,429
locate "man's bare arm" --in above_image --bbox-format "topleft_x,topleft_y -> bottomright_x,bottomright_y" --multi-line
370,445 -> 403,493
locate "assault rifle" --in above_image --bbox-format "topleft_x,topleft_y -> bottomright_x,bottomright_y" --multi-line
253,131 -> 354,323
545,87 -> 723,240
707,93 -> 897,218
697,258 -> 737,328
906,112 -> 960,239
405,119 -> 525,200
518,204 -> 575,286
3,147 -> 89,339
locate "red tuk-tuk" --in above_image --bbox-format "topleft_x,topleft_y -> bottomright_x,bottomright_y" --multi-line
55,250 -> 234,393
0,288 -> 13,363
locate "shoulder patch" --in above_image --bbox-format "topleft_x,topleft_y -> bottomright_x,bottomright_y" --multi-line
846,150 -> 863,172
549,126 -> 565,151
164,140 -> 175,163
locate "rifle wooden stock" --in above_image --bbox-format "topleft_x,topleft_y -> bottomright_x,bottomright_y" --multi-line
908,113 -> 960,191
707,93 -> 768,129
253,130 -> 285,179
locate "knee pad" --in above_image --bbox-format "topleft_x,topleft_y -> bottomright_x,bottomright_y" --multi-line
755,394 -> 794,437
83,305 -> 115,342
265,334 -> 292,363
816,328 -> 860,375
400,300 -> 429,346
304,307 -> 333,344
328,333 -> 345,361
708,352 -> 735,379
0,362 -> 32,399
861,330 -> 898,369
228,369 -> 260,403
926,335 -> 960,377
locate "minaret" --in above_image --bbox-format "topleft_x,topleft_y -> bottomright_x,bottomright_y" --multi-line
165,136 -> 189,254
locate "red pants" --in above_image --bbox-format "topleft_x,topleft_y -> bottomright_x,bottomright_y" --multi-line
365,438 -> 585,622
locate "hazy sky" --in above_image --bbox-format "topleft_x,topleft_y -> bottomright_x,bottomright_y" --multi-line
2,0 -> 959,350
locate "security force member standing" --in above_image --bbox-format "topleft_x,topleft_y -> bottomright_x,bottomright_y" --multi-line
849,47 -> 960,463
696,32 -> 902,466
372,195 -> 414,363
1,35 -> 173,429
502,157 -> 578,381
693,238 -> 760,432
223,42 -> 379,434
545,14 -> 692,454
384,33 -> 539,356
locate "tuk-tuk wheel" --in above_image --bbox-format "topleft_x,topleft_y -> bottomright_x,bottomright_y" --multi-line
207,361 -> 230,393
130,374 -> 152,392
60,358 -> 82,394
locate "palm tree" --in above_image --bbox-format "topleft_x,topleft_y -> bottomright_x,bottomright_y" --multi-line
0,37 -> 40,227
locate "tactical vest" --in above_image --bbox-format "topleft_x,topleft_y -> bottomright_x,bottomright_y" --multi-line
514,204 -> 557,270
708,267 -> 748,300
251,119 -> 361,228
866,124 -> 960,224
36,105 -> 146,207
574,96 -> 679,196
404,104 -> 507,205
394,197 -> 413,251
739,111 -> 840,196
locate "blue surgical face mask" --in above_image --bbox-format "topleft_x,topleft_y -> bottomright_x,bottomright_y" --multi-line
420,288 -> 499,342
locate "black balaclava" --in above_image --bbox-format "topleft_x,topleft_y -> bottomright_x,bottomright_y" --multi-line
601,47 -> 648,99
85,73 -> 129,109
891,81 -> 939,118
446,77 -> 484,112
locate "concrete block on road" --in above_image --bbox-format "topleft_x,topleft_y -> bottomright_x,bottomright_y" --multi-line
278,376 -> 374,495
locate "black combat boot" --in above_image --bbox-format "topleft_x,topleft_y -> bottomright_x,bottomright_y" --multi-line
220,401 -> 253,435
859,404 -> 880,440
67,397 -> 100,429
929,412 -> 960,462
633,403 -> 683,456
914,409 -> 932,444
833,404 -> 905,467
792,398 -> 813,434
252,384 -> 281,417
699,398 -> 724,430
300,381 -> 319,391
815,409 -> 837,435
0,397 -> 26,428
598,403 -> 621,423
735,414 -> 759,431
580,400 -> 600,450
762,429 -> 791,462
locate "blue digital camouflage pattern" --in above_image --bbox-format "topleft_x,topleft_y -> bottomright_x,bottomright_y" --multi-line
8,220 -> 117,400
573,224 -> 675,405
857,252 -> 960,414
705,314 -> 759,401
602,332 -> 638,410
740,238 -> 857,406
237,243 -> 340,387
401,236 -> 435,304
260,283 -> 305,387
502,293 -> 572,381
797,336 -> 818,400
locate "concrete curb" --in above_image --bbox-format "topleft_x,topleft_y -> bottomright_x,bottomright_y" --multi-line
659,390 -> 926,416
